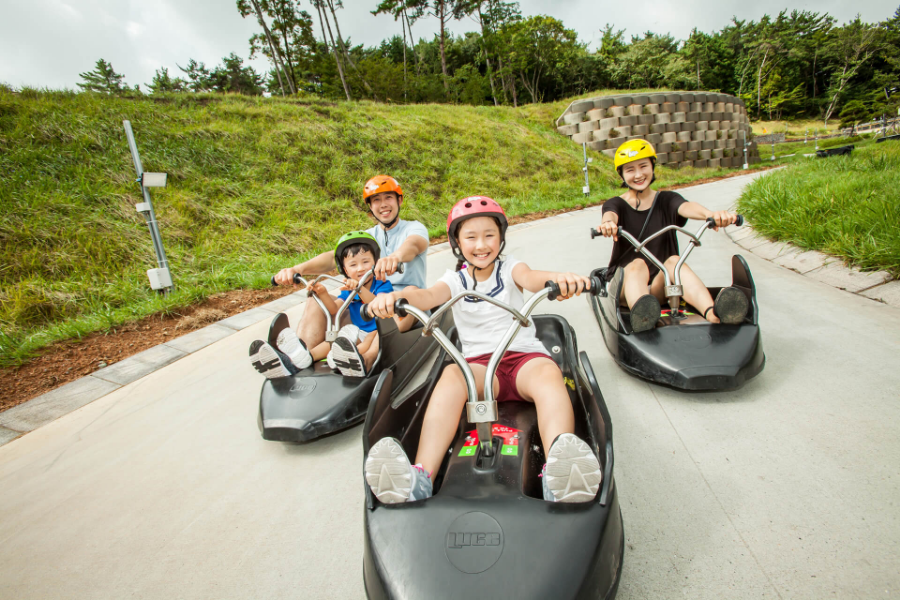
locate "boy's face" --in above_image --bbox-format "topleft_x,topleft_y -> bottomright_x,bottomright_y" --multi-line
368,192 -> 400,226
621,158 -> 654,192
457,216 -> 501,270
343,248 -> 376,282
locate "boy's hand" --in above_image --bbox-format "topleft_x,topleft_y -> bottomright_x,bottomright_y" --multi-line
552,273 -> 591,300
375,256 -> 401,281
309,283 -> 328,297
368,292 -> 398,319
341,278 -> 359,291
274,267 -> 300,286
709,211 -> 737,231
597,221 -> 618,241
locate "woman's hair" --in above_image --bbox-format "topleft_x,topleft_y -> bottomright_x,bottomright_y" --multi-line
453,216 -> 505,271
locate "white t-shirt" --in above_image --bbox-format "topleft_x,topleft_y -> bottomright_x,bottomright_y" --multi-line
366,219 -> 428,291
438,256 -> 550,359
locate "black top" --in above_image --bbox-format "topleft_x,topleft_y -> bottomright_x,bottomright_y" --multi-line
602,191 -> 688,282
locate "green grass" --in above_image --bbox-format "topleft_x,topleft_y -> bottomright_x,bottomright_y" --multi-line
737,142 -> 900,276
0,87 -> 759,366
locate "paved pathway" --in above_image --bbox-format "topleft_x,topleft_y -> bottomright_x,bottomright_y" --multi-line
1,172 -> 898,599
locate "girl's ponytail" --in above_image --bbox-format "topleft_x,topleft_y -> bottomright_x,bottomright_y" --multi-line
455,258 -> 465,272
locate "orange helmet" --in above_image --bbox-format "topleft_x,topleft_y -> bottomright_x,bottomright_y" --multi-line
363,175 -> 403,204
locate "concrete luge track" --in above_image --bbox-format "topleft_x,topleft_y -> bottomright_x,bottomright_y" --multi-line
0,171 -> 898,599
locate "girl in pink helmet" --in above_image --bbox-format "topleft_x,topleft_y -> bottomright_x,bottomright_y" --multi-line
363,196 -> 603,504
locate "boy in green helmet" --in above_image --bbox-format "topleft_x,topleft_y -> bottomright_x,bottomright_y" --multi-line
250,232 -> 407,378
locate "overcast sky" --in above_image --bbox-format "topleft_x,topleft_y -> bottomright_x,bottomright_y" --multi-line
1,0 -> 897,91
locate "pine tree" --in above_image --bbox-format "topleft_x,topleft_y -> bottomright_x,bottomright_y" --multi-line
77,59 -> 127,93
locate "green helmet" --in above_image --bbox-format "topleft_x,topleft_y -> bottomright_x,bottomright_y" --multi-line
334,231 -> 380,277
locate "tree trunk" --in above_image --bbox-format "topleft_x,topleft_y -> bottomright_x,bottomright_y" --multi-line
757,47 -> 768,120
278,20 -> 298,92
315,0 -> 350,101
477,5 -> 499,106
696,59 -> 701,89
250,0 -> 287,96
401,8 -> 408,102
811,49 -> 817,100
405,10 -> 422,77
439,0 -> 449,94
325,0 -> 378,100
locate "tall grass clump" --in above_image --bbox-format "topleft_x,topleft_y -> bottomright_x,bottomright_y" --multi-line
737,143 -> 900,276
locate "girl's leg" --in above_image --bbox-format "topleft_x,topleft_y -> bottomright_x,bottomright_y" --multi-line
652,256 -> 717,321
620,259 -> 652,309
359,332 -> 379,370
415,363 -> 497,476
514,358 -> 575,457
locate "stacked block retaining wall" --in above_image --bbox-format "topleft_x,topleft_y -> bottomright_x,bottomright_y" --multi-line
556,92 -> 761,168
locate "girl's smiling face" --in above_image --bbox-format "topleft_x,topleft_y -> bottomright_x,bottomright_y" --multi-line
457,216 -> 502,270
621,158 -> 654,192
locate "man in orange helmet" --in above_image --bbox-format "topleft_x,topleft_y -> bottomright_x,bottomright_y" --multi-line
272,175 -> 429,351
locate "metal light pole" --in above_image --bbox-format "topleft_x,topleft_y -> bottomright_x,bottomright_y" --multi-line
771,140 -> 776,161
123,120 -> 173,292
582,142 -> 591,197
815,129 -> 819,151
741,130 -> 749,170
805,129 -> 808,144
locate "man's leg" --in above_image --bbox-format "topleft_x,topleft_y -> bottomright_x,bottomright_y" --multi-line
297,295 -> 329,347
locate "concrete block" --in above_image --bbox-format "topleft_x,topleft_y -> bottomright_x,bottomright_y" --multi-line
609,106 -> 626,117
614,125 -> 631,138
638,114 -> 655,125
592,129 -> 610,141
685,150 -> 698,160
632,95 -> 650,105
669,151 -> 684,162
689,102 -> 702,113
655,113 -> 671,124
681,121 -> 696,132
649,94 -> 666,104
646,133 -> 662,145
606,137 -> 626,150
218,306 -> 278,331
0,426 -> 22,446
701,111 -> 713,121
572,131 -> 592,143
724,103 -> 734,113
696,121 -> 709,131
676,102 -> 690,113
626,135 -> 643,142
715,139 -> 727,149
672,112 -> 686,123
664,93 -> 682,103
661,102 -> 676,114
702,140 -> 716,150
726,139 -> 737,149
688,140 -> 702,151
599,117 -> 619,130
713,111 -> 726,121
614,95 -> 632,106
686,111 -> 701,122
597,97 -> 615,109
578,120 -> 599,133
712,148 -> 724,158
645,103 -> 661,114
679,92 -> 694,103
693,159 -> 708,168
588,140 -> 606,151
703,102 -> 714,112
806,263 -> 893,293
0,376 -> 122,432
656,152 -> 668,164
165,323 -> 235,354
677,131 -> 692,142
662,132 -> 677,143
620,115 -> 638,126
709,121 -> 720,130
571,100 -> 594,113
628,104 -> 643,116
92,344 -> 187,386
586,108 -> 605,121
714,102 -> 725,112
665,122 -> 682,133
678,161 -> 692,168
699,149 -> 712,159
557,125 -> 577,136
602,148 -> 616,158
708,158 -> 721,168
657,142 -> 672,153
692,131 -> 705,142
562,112 -> 585,125
650,123 -> 667,134
860,281 -> 900,308
633,124 -> 649,136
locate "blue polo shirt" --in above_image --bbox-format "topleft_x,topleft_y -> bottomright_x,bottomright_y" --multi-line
338,279 -> 394,332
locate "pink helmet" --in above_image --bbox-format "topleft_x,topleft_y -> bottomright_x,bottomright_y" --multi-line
446,196 -> 508,260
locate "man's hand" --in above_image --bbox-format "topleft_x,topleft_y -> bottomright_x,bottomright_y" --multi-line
374,255 -> 401,281
552,273 -> 591,301
274,267 -> 300,286
368,292 -> 398,319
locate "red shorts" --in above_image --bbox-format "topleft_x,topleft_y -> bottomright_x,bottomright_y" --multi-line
465,351 -> 552,402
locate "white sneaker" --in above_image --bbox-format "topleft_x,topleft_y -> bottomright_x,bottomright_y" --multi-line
275,328 -> 313,370
365,438 -> 433,504
543,433 -> 602,503
337,324 -> 361,343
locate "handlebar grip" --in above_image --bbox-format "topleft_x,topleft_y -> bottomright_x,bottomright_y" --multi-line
397,263 -> 405,274
590,228 -> 600,239
394,298 -> 409,317
271,273 -> 304,286
359,304 -> 376,323
706,217 -> 717,227
589,275 -> 605,296
734,215 -> 744,227
545,280 -> 562,301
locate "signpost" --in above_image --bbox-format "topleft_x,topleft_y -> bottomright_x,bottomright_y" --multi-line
582,142 -> 591,197
123,120 -> 173,293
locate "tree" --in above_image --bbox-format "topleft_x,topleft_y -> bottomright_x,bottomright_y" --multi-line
236,0 -> 295,95
147,67 -> 187,93
609,33 -> 678,90
178,59 -> 214,92
503,16 -> 579,103
208,53 -> 264,95
823,17 -> 882,124
77,59 -> 127,94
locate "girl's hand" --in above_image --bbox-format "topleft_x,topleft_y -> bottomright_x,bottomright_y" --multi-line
709,211 -> 737,231
597,220 -> 618,241
368,292 -> 398,319
552,273 -> 591,301
341,278 -> 359,291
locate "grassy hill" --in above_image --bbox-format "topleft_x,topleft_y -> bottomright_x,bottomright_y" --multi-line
0,87 -> 749,366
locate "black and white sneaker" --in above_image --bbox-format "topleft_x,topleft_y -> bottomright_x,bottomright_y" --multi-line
331,336 -> 367,378
249,340 -> 298,379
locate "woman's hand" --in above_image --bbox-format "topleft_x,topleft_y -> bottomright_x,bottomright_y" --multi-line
552,273 -> 591,301
597,220 -> 618,241
341,278 -> 359,291
709,211 -> 737,231
368,292 -> 398,319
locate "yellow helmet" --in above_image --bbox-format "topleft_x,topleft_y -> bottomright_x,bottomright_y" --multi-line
614,140 -> 657,170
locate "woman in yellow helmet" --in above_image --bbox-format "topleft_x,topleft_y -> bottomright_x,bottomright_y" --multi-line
595,140 -> 748,332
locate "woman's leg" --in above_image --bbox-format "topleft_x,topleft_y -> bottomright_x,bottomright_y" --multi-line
415,363 -> 497,476
514,358 -> 575,457
620,259 -> 652,309
652,256 -> 717,321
